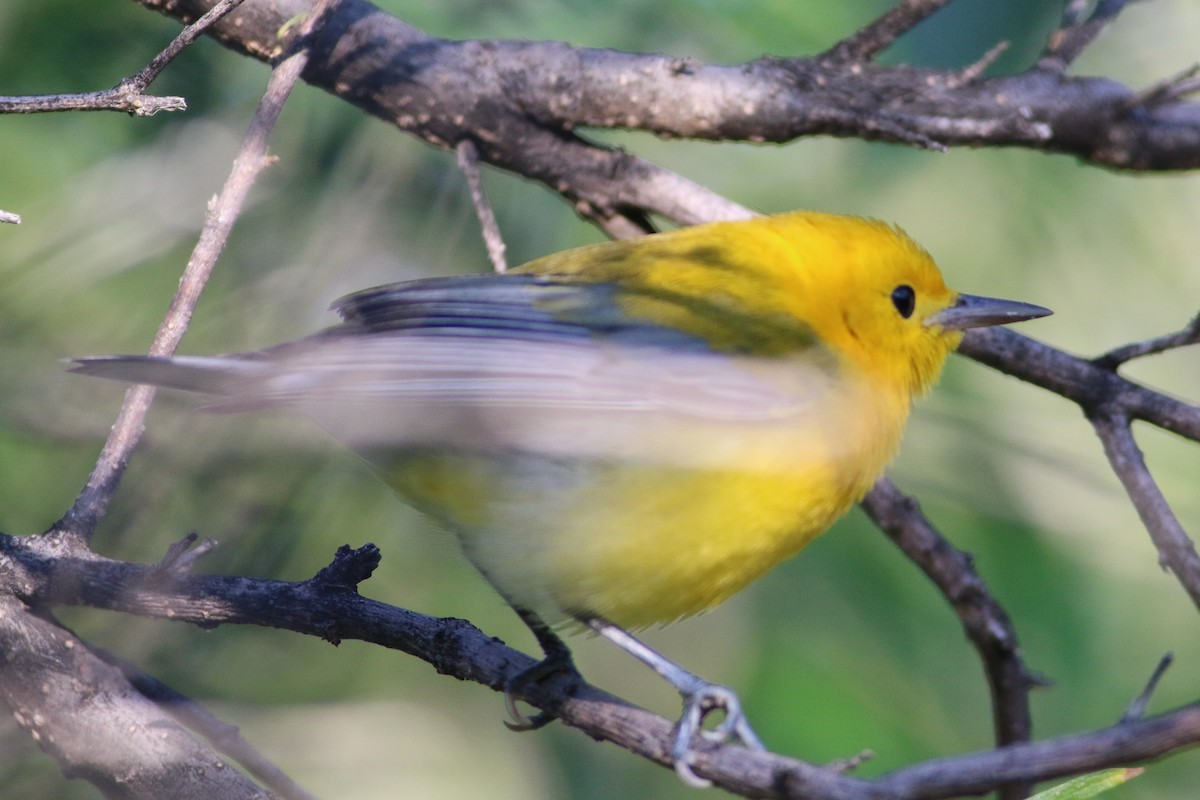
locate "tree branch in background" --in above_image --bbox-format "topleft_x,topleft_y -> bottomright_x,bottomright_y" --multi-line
0,5 -> 337,797
134,0 -> 1200,202
821,0 -> 954,63
959,328 -> 1200,608
861,478 -> 1039,800
50,0 -> 330,544
97,647 -> 318,800
1040,0 -> 1129,71
0,594 -> 270,800
0,0 -> 248,116
0,0 -> 1198,796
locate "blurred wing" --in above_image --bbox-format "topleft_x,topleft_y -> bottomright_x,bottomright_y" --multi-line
74,275 -> 847,467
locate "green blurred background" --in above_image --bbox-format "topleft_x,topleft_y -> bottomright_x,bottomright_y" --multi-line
1,0 -> 1199,797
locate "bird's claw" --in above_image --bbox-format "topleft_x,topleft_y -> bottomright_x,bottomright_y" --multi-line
502,647 -> 577,733
671,683 -> 764,787
503,703 -> 556,732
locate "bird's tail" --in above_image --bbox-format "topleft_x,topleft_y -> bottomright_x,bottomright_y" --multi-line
69,355 -> 264,397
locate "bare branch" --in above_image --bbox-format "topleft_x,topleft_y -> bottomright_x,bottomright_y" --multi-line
873,702 -> 1200,799
99,648 -> 319,800
1041,0 -> 1131,72
51,1 -> 334,543
861,479 -> 1036,800
958,328 -> 1200,443
0,594 -> 270,800
947,40 -> 1010,88
1094,311 -> 1200,368
1088,409 -> 1200,608
5,533 -> 1200,798
456,140 -> 509,273
1126,64 -> 1200,111
821,0 -> 954,64
131,0 -> 1200,212
0,0 -> 248,116
0,88 -> 186,116
958,328 -> 1200,608
1121,653 -> 1174,723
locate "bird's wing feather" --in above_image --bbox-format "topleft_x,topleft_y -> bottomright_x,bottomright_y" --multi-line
73,275 -> 845,462
329,275 -> 714,351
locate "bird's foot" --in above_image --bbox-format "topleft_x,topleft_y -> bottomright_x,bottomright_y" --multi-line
672,681 -> 765,787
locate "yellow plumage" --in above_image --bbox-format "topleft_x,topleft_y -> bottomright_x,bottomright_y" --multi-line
73,210 -> 1049,780
366,213 -> 960,627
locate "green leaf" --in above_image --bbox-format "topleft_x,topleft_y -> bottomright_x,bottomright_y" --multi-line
1030,769 -> 1145,800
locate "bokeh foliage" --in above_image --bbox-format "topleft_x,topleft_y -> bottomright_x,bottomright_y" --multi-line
1,1 -> 1198,797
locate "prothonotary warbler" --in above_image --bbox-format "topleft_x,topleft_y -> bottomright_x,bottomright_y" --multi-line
74,211 -> 1050,784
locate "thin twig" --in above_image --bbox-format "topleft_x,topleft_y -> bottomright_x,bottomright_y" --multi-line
456,139 -> 508,272
821,0 -> 953,63
0,89 -> 186,116
0,0 -> 248,115
1087,409 -> 1200,609
50,0 -> 335,543
948,40 -> 1010,87
1122,653 -> 1174,723
861,478 -> 1036,800
1094,311 -> 1200,368
127,0 -> 251,90
1040,0 -> 1129,72
1125,64 -> 1200,111
153,532 -> 218,577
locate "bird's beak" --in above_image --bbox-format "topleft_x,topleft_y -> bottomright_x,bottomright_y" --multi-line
926,293 -> 1052,331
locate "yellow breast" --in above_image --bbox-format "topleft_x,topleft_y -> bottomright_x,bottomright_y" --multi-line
371,367 -> 908,629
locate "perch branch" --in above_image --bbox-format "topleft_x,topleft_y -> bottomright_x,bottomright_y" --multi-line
3,533 -> 1200,799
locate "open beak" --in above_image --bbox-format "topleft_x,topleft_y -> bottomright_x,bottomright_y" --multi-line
927,293 -> 1052,331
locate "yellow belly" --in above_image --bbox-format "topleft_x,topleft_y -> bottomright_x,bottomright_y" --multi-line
376,449 -> 879,629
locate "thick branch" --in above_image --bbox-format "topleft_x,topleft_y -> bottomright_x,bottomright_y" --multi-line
134,0 -> 1200,176
0,594 -> 269,800
98,647 -> 317,800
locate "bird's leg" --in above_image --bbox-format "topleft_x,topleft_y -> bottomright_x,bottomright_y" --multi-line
581,615 -> 764,787
504,606 -> 578,731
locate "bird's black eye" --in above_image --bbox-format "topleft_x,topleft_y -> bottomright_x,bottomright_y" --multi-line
891,285 -> 916,319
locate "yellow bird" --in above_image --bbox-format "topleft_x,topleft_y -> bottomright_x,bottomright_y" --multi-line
74,211 -> 1049,783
